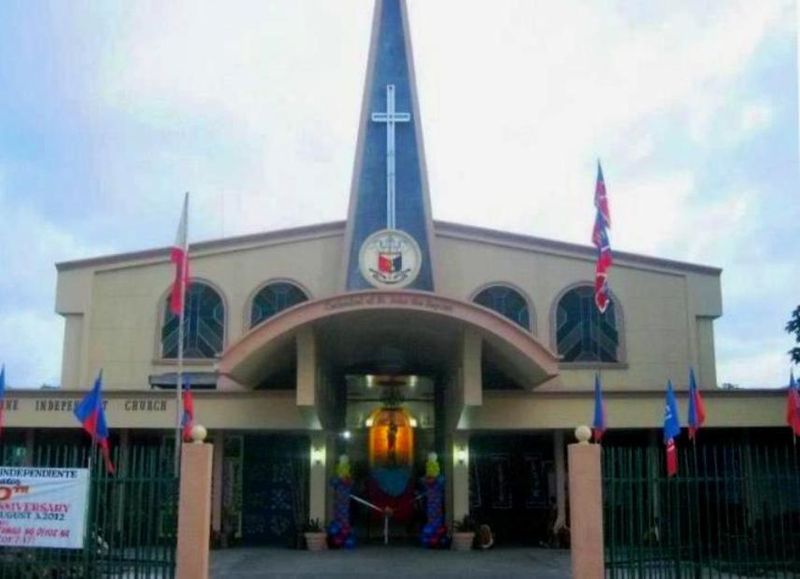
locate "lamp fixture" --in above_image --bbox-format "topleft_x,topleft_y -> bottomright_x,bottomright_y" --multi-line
311,446 -> 325,466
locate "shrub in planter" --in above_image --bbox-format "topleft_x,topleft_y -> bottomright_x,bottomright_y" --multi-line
451,515 -> 476,551
303,518 -> 328,551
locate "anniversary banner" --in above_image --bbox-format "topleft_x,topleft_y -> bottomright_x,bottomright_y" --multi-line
0,467 -> 89,549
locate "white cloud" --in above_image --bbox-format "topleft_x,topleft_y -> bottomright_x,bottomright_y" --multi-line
87,0 -> 793,244
0,0 -> 795,389
717,344 -> 792,388
0,177 -> 109,387
0,310 -> 63,389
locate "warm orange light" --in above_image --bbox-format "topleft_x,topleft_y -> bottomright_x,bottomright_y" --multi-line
367,407 -> 415,468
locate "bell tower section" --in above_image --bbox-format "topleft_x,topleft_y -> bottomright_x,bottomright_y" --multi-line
341,0 -> 437,291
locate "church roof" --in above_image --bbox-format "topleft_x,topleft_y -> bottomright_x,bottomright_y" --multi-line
55,219 -> 721,276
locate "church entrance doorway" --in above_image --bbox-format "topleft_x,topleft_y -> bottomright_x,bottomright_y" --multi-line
239,434 -> 309,547
469,434 -> 555,546
339,372 -> 441,544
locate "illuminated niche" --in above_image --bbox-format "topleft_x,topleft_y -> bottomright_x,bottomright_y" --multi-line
367,407 -> 415,469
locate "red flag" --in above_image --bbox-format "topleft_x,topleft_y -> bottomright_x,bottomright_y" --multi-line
787,371 -> 800,437
687,368 -> 706,440
666,439 -> 678,476
181,379 -> 195,442
170,194 -> 190,316
592,162 -> 612,313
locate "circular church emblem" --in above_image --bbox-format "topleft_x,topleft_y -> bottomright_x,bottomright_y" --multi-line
359,229 -> 422,289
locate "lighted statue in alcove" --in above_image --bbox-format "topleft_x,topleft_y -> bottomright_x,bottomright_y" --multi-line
365,383 -> 417,523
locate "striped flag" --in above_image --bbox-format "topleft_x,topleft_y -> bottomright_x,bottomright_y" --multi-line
687,368 -> 706,440
181,378 -> 195,442
170,193 -> 190,316
663,380 -> 681,477
74,371 -> 115,474
592,162 -> 612,313
787,370 -> 800,437
592,373 -> 607,442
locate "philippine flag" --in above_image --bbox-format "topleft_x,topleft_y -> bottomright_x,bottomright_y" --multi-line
181,378 -> 195,442
592,162 -> 612,313
687,368 -> 706,440
592,374 -> 607,442
74,371 -> 115,474
787,370 -> 800,438
170,193 -> 190,316
663,380 -> 681,477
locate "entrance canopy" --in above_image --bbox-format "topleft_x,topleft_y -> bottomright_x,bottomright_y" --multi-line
219,291 -> 559,390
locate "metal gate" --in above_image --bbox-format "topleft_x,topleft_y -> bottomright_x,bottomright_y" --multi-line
603,444 -> 800,578
0,443 -> 178,578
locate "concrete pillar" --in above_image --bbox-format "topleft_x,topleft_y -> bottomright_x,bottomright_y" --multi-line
461,329 -> 482,407
297,326 -> 317,407
451,432 -> 470,524
177,428 -> 213,579
309,432 -> 328,524
568,426 -> 604,579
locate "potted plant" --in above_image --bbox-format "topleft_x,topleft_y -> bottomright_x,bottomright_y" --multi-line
451,515 -> 476,551
303,518 -> 327,551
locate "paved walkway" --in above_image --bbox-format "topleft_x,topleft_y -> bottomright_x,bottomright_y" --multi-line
210,546 -> 571,578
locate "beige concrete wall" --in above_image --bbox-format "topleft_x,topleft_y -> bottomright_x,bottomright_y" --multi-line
60,315 -> 84,390
697,317 -> 717,389
435,234 -> 721,391
1,391 -> 312,429
58,234 -> 341,390
55,225 -> 720,397
460,390 -> 787,430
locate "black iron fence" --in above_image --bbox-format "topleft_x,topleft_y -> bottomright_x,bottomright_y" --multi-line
603,444 -> 800,578
0,443 -> 178,578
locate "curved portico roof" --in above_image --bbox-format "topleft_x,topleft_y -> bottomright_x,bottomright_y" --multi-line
219,290 -> 560,388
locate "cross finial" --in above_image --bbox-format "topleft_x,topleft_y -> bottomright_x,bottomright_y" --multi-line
371,84 -> 411,230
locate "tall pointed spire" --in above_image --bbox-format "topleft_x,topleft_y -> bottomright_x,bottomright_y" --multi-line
341,0 -> 436,291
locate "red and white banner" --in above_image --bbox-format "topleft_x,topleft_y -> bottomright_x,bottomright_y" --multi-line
0,467 -> 89,549
170,194 -> 190,316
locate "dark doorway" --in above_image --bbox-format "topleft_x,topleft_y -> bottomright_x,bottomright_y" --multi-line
470,434 -> 555,546
241,434 -> 309,547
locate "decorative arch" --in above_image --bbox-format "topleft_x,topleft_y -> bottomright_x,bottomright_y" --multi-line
159,279 -> 227,359
220,290 -> 560,388
247,279 -> 311,329
470,282 -> 534,332
549,281 -> 626,364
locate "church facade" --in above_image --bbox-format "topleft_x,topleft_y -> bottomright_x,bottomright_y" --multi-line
1,0 -> 787,547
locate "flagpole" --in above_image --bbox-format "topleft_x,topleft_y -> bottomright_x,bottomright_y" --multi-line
174,193 -> 189,475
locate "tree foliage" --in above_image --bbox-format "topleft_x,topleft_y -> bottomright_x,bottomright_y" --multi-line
786,305 -> 800,364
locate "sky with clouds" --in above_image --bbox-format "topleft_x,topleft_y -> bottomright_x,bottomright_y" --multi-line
0,0 -> 797,388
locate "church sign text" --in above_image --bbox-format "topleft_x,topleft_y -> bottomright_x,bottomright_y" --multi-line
325,293 -> 453,314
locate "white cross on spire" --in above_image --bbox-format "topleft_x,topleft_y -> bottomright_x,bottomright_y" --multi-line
371,84 -> 411,230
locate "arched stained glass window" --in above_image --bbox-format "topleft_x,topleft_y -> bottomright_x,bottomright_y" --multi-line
555,285 -> 619,363
250,282 -> 309,327
161,282 -> 225,359
473,285 -> 531,330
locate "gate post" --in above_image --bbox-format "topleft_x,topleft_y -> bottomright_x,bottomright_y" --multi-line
177,425 -> 213,579
568,425 -> 604,579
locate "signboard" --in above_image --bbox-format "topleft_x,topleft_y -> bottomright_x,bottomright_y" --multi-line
0,467 -> 89,549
